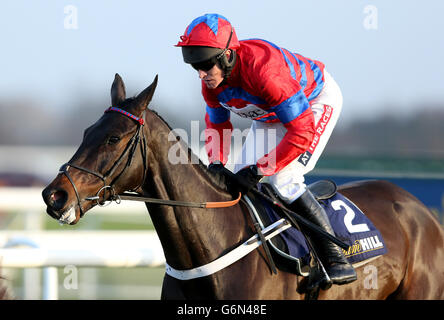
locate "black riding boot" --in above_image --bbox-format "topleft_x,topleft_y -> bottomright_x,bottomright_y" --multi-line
289,189 -> 357,286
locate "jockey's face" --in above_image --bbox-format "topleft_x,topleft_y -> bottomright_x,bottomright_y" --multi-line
195,50 -> 231,89
198,63 -> 224,89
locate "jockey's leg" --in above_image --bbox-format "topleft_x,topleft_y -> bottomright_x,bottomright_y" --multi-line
260,70 -> 356,285
287,187 -> 357,286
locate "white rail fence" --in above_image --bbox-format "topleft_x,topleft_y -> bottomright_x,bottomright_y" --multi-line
0,187 -> 166,300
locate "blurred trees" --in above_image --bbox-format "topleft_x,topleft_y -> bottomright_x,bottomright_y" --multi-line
325,106 -> 444,158
0,98 -> 443,159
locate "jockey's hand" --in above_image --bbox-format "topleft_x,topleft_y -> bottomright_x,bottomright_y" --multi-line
231,165 -> 263,195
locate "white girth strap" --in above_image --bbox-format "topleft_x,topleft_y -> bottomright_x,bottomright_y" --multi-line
165,218 -> 291,280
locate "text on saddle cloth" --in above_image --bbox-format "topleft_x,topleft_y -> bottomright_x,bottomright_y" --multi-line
260,192 -> 388,264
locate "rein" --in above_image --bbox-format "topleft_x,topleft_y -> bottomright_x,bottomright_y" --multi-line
116,192 -> 242,208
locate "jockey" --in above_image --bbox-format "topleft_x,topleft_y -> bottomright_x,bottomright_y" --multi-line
176,13 -> 356,286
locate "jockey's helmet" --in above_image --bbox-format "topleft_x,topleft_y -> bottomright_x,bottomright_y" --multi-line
176,14 -> 239,77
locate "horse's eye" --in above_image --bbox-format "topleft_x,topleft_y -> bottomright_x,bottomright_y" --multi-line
107,136 -> 120,145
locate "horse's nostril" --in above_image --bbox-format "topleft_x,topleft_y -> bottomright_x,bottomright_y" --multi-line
51,191 -> 63,202
50,190 -> 68,210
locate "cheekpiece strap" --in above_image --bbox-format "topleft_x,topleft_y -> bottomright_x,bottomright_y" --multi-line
105,107 -> 144,125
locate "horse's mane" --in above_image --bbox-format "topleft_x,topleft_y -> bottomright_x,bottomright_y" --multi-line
147,108 -> 231,193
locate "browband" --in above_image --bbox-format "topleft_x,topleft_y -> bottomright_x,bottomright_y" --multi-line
105,106 -> 144,125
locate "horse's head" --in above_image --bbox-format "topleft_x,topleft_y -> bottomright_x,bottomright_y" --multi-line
42,74 -> 158,225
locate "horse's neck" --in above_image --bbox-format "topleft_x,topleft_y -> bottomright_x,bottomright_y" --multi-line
144,111 -> 231,202
142,111 -> 247,269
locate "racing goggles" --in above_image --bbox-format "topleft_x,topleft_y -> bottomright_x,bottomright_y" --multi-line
191,57 -> 218,72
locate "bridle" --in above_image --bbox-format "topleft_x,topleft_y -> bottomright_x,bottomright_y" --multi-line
58,106 -> 147,217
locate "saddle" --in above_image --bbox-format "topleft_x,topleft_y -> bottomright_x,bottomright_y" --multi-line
244,180 -> 387,277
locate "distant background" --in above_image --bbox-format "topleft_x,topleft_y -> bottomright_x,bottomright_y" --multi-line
0,0 -> 443,300
0,0 -> 443,149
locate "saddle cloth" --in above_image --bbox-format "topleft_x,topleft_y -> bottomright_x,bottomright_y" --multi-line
248,182 -> 388,274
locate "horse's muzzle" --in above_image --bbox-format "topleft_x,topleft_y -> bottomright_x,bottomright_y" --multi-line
42,186 -> 75,222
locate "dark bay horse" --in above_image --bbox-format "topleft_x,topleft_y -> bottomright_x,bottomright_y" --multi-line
42,74 -> 444,299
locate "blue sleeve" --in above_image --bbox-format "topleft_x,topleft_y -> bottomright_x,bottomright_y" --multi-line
269,90 -> 310,124
206,105 -> 230,124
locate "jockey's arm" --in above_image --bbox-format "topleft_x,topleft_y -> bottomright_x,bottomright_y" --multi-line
204,105 -> 233,165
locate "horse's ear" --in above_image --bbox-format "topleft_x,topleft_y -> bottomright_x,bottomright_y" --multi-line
111,73 -> 126,106
135,74 -> 158,112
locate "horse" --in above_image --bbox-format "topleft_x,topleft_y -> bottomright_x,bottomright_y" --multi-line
42,74 -> 444,299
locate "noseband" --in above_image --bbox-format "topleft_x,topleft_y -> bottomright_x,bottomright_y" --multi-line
59,107 -> 147,217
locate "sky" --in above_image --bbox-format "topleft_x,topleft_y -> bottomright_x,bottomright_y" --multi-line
1,0 -> 444,127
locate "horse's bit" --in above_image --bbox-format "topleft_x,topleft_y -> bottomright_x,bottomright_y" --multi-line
58,107 -> 147,217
